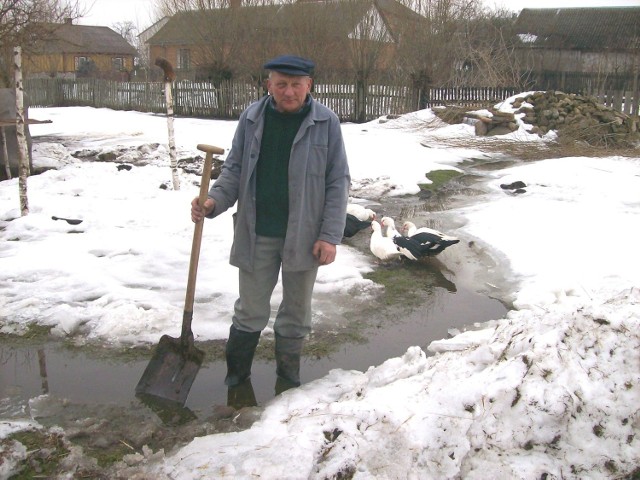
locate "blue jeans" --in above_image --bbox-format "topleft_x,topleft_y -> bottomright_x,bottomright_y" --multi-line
232,235 -> 319,338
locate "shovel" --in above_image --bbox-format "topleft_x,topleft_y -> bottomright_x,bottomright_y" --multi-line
135,143 -> 225,405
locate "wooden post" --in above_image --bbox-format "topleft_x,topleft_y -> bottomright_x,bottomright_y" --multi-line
633,57 -> 639,117
0,127 -> 10,180
355,75 -> 366,123
14,45 -> 29,216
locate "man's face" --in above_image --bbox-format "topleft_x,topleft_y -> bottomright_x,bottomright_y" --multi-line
267,71 -> 312,113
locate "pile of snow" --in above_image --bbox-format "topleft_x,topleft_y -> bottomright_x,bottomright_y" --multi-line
141,287 -> 638,479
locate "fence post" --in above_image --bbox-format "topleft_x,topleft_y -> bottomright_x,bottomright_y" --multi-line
632,62 -> 639,116
355,75 -> 366,123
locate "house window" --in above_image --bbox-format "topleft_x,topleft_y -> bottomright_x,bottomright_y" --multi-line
112,57 -> 124,70
74,56 -> 89,70
177,49 -> 190,70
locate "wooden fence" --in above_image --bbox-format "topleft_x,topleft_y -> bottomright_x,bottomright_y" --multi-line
419,86 -> 520,109
25,78 -> 527,122
24,77 -> 639,121
26,78 -> 415,122
588,89 -> 639,116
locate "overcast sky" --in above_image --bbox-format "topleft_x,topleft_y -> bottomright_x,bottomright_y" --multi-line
76,0 -> 640,30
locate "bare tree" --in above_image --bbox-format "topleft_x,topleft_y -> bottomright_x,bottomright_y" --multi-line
112,20 -> 139,51
153,0 -> 258,82
0,0 -> 83,86
14,46 -> 29,214
451,9 -> 531,90
395,0 -> 482,87
112,20 -> 141,73
393,0 -> 530,107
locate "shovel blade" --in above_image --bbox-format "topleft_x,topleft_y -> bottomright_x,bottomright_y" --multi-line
135,334 -> 205,406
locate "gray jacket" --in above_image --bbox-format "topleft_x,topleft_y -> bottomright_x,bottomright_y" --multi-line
207,95 -> 350,272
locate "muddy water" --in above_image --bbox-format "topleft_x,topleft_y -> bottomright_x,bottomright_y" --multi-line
0,160 -> 511,456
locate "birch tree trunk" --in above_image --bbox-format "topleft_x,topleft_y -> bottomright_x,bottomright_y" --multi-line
165,81 -> 180,190
14,46 -> 30,216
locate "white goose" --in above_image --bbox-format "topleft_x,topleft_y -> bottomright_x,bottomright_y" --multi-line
380,216 -> 401,238
369,220 -> 402,262
344,204 -> 377,238
346,203 -> 376,222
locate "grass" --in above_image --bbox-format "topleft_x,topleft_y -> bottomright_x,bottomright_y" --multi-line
0,323 -> 53,342
419,169 -> 463,192
6,430 -> 70,479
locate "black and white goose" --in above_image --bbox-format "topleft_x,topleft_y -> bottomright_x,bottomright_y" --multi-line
393,221 -> 460,260
369,220 -> 402,262
344,204 -> 377,238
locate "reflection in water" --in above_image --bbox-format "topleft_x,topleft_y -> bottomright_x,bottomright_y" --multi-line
227,381 -> 258,410
136,393 -> 198,426
38,349 -> 49,394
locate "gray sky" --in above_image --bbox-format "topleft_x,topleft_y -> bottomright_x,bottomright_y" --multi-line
76,0 -> 640,30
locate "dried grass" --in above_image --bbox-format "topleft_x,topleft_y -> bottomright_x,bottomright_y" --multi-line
433,135 -> 636,161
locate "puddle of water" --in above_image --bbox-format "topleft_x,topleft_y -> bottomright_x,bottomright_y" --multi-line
0,281 -> 505,416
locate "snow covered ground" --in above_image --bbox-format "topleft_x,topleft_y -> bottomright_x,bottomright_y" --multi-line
1,97 -> 638,478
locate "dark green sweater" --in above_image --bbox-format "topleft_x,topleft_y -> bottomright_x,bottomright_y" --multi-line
255,100 -> 311,237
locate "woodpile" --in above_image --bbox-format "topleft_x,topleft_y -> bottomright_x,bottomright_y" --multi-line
465,109 -> 519,137
512,91 -> 638,146
435,91 -> 639,147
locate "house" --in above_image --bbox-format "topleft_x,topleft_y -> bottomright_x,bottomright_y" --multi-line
144,0 -> 425,82
137,17 -> 170,68
24,19 -> 137,80
513,7 -> 640,90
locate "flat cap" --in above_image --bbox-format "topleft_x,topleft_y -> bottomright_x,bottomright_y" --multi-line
263,55 -> 315,76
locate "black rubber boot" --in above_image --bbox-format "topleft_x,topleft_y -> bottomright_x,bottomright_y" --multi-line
275,334 -> 304,387
275,376 -> 299,396
224,325 -> 261,387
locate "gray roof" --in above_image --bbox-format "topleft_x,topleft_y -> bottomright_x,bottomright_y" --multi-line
34,23 -> 137,55
514,7 -> 640,51
147,0 -> 424,46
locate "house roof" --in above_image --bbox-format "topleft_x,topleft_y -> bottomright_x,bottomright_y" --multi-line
372,0 -> 426,40
514,7 -> 640,50
33,23 -> 137,55
146,6 -> 280,46
146,0 -> 423,46
138,17 -> 170,41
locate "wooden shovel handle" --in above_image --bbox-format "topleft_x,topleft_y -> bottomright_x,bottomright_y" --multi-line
181,144 -> 225,342
197,144 -> 225,155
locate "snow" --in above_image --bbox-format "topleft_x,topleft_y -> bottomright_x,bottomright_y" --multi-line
1,100 -> 639,478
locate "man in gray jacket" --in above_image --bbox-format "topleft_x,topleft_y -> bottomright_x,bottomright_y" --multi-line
191,55 -> 350,394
